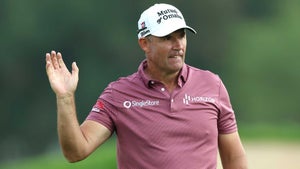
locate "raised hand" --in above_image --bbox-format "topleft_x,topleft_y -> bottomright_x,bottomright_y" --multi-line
45,51 -> 79,97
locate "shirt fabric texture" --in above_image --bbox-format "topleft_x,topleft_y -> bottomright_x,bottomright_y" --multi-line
86,60 -> 237,169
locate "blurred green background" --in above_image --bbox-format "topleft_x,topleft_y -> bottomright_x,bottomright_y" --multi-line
0,0 -> 299,168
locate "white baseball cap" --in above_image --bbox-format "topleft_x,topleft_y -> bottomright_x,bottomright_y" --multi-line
137,3 -> 196,39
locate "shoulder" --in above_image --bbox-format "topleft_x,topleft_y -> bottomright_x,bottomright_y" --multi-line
107,72 -> 141,90
186,64 -> 221,83
101,71 -> 145,98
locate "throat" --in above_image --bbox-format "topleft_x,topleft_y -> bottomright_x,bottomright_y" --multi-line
145,68 -> 179,93
164,83 -> 177,93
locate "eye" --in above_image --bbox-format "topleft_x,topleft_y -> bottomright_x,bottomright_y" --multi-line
180,31 -> 186,38
162,35 -> 172,41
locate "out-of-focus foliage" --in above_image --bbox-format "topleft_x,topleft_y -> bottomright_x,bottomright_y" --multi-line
0,0 -> 299,162
227,0 -> 300,124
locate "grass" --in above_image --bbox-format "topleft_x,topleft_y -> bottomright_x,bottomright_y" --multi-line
0,140 -> 117,169
1,124 -> 299,169
239,123 -> 300,141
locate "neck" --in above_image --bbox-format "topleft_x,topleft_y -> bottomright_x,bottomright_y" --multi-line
145,66 -> 179,93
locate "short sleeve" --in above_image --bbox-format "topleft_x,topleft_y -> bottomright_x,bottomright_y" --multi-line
217,80 -> 237,134
85,86 -> 117,133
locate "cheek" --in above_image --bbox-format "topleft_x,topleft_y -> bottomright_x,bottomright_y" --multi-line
147,41 -> 172,60
155,45 -> 170,56
148,46 -> 164,58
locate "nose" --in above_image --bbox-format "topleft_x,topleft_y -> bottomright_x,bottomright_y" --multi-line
172,37 -> 185,52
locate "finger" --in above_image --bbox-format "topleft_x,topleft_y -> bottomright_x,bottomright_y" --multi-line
45,53 -> 51,67
71,62 -> 79,76
51,50 -> 59,69
45,53 -> 51,60
57,52 -> 67,69
45,53 -> 54,77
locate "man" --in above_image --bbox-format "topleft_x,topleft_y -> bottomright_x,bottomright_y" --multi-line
45,3 -> 247,169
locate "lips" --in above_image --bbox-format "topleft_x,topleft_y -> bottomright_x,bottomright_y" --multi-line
169,50 -> 184,57
169,55 -> 180,58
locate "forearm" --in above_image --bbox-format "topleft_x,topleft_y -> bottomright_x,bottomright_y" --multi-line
56,94 -> 88,162
222,154 -> 248,169
219,132 -> 248,169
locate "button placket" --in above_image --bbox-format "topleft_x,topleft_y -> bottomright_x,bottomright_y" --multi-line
170,97 -> 175,112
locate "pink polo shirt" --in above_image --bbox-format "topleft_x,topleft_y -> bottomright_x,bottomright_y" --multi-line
86,60 -> 237,169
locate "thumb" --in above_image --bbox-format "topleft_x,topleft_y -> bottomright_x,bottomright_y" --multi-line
72,62 -> 79,76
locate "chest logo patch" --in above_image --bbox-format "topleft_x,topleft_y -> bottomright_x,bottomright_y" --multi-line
123,100 -> 160,109
183,94 -> 215,105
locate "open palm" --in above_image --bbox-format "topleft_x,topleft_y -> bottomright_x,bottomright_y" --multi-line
45,51 -> 79,97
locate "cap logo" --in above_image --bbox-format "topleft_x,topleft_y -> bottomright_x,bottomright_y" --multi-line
157,17 -> 162,24
138,21 -> 150,37
141,21 -> 146,29
156,8 -> 183,24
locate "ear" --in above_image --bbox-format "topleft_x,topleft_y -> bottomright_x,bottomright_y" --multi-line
138,38 -> 149,52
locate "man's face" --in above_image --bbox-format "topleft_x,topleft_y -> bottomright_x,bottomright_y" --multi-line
145,29 -> 187,75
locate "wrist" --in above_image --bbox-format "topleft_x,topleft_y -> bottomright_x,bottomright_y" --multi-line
56,93 -> 75,101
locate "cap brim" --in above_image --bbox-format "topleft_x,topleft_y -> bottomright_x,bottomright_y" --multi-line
151,25 -> 196,37
186,26 -> 197,34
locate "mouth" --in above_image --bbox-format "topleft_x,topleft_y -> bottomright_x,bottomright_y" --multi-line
169,55 -> 181,58
168,56 -> 182,62
168,55 -> 183,63
169,50 -> 184,58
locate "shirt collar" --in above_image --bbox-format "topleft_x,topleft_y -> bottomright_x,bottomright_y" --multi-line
138,60 -> 188,88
